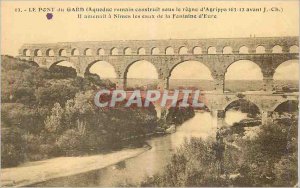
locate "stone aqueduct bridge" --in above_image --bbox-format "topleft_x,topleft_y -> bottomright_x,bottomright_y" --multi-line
18,36 -> 299,126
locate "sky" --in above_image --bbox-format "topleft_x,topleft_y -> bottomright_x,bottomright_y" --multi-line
1,1 -> 299,80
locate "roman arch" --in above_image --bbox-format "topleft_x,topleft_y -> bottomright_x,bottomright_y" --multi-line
18,36 -> 299,126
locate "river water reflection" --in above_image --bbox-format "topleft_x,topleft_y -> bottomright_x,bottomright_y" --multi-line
33,111 -> 247,187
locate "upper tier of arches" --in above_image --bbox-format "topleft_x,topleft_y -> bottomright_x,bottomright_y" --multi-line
21,44 -> 299,57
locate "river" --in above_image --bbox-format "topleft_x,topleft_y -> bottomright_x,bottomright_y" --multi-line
31,110 -> 247,187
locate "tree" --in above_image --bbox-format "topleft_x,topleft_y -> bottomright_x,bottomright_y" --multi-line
56,129 -> 85,156
35,84 -> 78,106
273,152 -> 298,186
1,127 -> 25,167
44,103 -> 64,133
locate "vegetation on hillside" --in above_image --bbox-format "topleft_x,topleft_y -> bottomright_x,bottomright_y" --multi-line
141,111 -> 298,187
1,56 -> 161,167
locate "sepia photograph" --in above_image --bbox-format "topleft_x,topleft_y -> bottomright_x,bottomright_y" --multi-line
1,0 -> 299,187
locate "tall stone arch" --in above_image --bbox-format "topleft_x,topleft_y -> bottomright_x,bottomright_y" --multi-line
84,60 -> 118,78
122,59 -> 161,89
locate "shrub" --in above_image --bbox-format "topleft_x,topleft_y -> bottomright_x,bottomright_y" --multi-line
56,129 -> 85,156
1,128 -> 25,167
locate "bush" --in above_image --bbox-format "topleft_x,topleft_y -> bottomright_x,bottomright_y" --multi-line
273,152 -> 298,186
167,106 -> 195,125
142,137 -> 231,187
1,128 -> 25,167
56,129 -> 85,156
49,65 -> 77,79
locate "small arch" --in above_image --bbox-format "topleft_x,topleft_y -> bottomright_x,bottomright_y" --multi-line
239,46 -> 249,54
138,48 -> 146,55
193,46 -> 202,54
207,47 -> 217,54
23,49 -> 31,56
111,48 -> 118,55
178,46 -> 188,55
84,48 -> 92,56
256,45 -> 265,54
289,45 -> 299,53
151,47 -> 160,55
71,48 -> 80,56
46,49 -> 54,57
273,100 -> 298,112
97,48 -> 105,55
223,46 -> 233,54
223,98 -> 261,126
34,49 -> 42,56
272,45 -> 283,53
59,49 -> 67,57
224,98 -> 261,114
124,47 -> 132,55
165,47 -> 174,55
